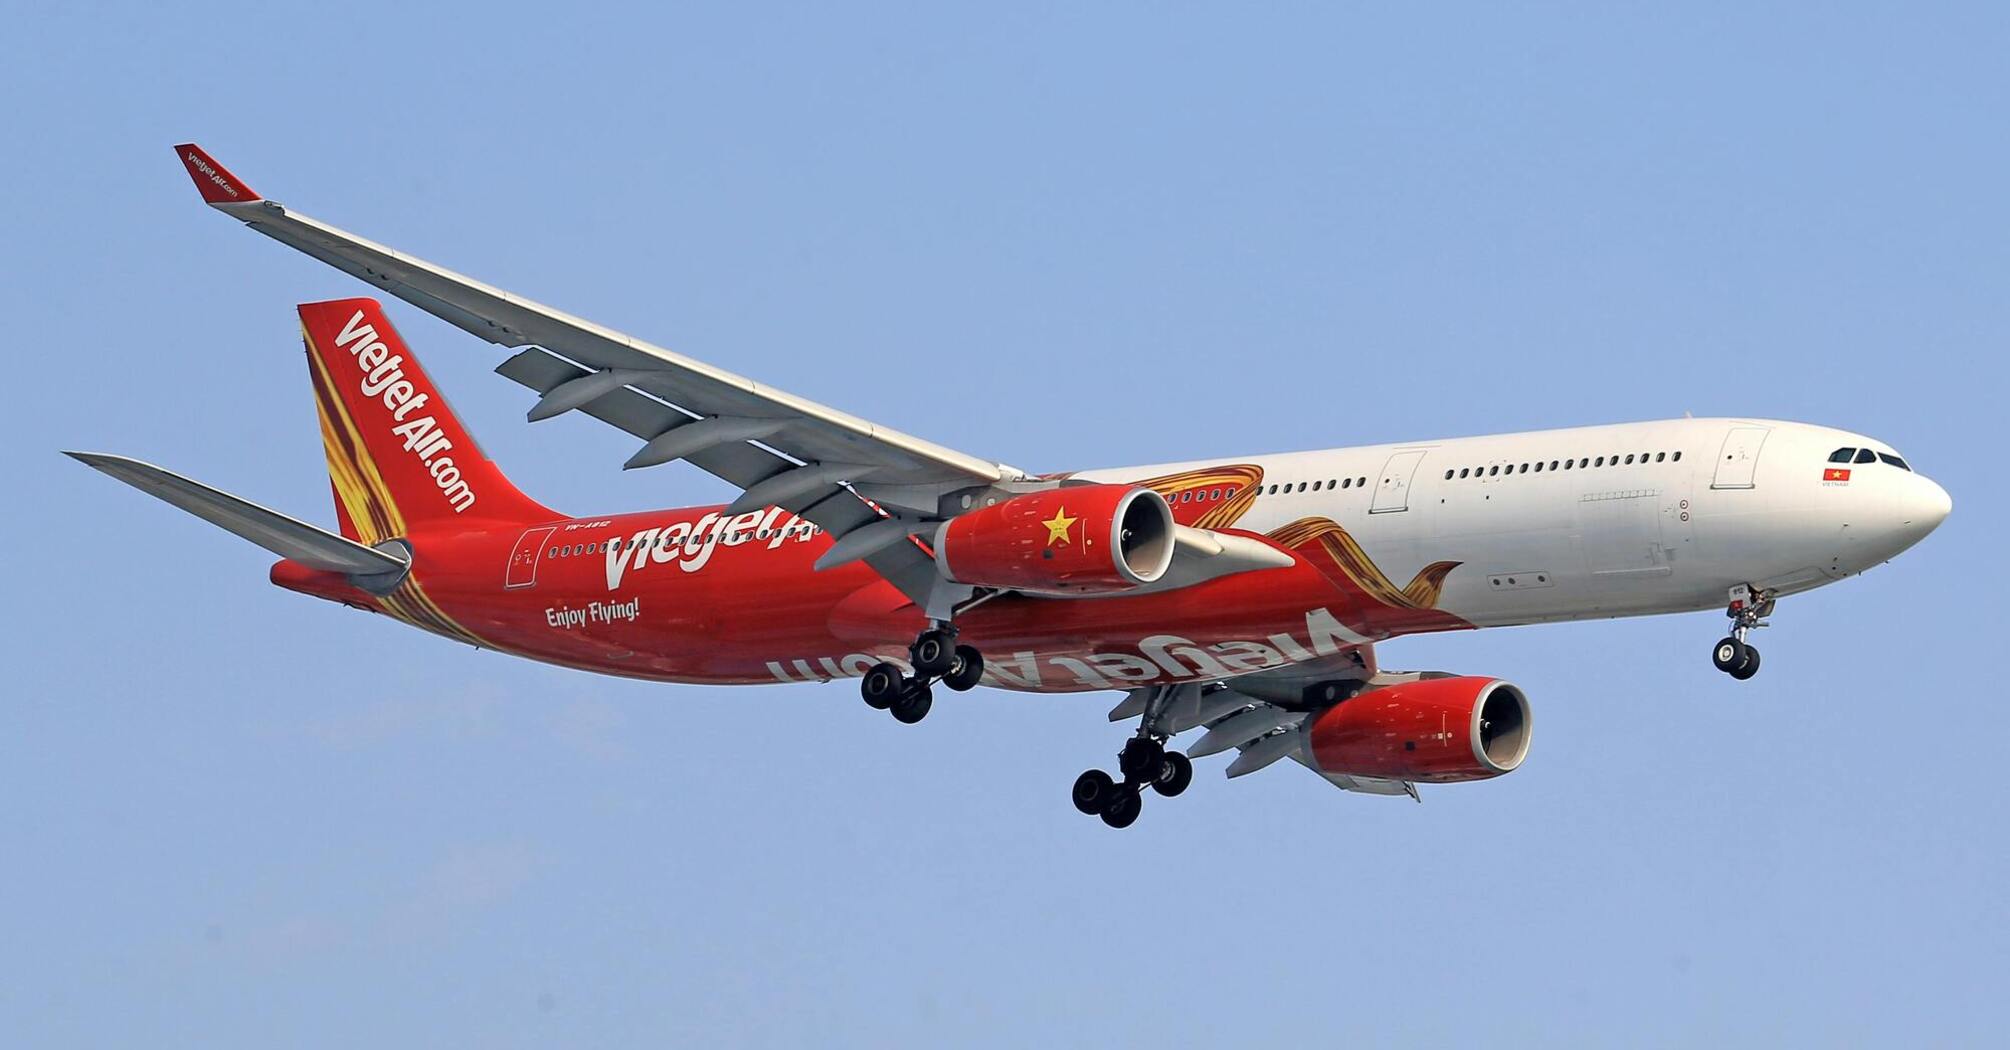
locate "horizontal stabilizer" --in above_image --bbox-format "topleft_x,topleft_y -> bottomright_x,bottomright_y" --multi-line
66,452 -> 409,577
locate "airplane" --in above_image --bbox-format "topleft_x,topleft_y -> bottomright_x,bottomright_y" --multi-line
70,144 -> 1952,828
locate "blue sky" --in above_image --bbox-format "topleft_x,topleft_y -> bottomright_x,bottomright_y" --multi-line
3,3 -> 2004,1046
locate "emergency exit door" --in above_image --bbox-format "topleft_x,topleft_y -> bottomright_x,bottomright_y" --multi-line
1370,450 -> 1429,513
506,525 -> 557,589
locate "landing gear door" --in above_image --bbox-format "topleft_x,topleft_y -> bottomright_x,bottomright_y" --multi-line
1370,450 -> 1429,513
1711,426 -> 1771,490
506,525 -> 557,589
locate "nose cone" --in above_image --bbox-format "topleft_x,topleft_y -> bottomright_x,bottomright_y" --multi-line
1875,474 -> 1952,562
1904,476 -> 1953,540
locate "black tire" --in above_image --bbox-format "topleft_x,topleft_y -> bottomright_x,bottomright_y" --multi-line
890,681 -> 933,724
1152,750 -> 1193,798
1118,737 -> 1165,781
911,629 -> 955,676
1712,637 -> 1747,673
1072,769 -> 1115,815
860,662 -> 903,709
942,645 -> 985,692
1100,789 -> 1142,829
1729,644 -> 1762,680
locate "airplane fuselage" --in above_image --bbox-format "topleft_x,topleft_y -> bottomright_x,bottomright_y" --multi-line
276,416 -> 1949,694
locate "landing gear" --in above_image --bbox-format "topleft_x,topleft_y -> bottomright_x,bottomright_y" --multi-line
910,627 -> 957,677
1072,684 -> 1200,829
1712,637 -> 1762,679
941,645 -> 985,692
889,679 -> 933,724
1151,750 -> 1193,797
860,662 -> 902,710
1072,769 -> 1116,815
1713,585 -> 1772,680
857,627 -> 986,723
1099,789 -> 1142,829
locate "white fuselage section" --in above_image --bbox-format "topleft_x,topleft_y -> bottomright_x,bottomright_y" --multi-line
1082,417 -> 1950,630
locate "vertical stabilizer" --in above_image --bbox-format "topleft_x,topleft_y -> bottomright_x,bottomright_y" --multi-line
298,298 -> 554,543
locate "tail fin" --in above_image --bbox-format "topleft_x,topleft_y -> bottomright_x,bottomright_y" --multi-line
299,298 -> 554,543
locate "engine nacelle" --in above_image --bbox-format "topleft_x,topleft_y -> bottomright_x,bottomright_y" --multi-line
1306,676 -> 1532,783
935,484 -> 1175,595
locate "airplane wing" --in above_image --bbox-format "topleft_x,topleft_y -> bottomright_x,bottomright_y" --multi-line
173,144 -> 1026,606
1105,648 -> 1420,797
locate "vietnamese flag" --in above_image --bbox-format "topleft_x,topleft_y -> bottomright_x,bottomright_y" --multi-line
1823,468 -> 1851,482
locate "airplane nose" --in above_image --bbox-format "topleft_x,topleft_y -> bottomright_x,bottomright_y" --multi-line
1912,476 -> 1953,533
1896,475 -> 1952,545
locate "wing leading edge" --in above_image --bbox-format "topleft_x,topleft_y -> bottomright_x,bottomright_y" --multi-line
172,143 -> 1025,605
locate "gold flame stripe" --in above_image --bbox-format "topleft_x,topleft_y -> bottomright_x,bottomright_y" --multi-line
1133,464 -> 1266,530
1266,517 -> 1459,609
300,323 -> 488,649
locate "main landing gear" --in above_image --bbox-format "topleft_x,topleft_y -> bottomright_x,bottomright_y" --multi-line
858,624 -> 983,724
1072,684 -> 1196,829
1712,584 -> 1772,681
1072,737 -> 1193,829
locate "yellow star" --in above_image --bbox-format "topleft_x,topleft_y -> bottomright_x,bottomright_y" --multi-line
1042,507 -> 1077,546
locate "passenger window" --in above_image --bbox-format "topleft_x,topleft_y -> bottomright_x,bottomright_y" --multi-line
1444,470 -> 1454,480
1624,454 -> 1635,465
1358,476 -> 1367,487
1312,480 -> 1323,491
1519,463 -> 1529,473
1655,452 -> 1665,462
1854,448 -> 1876,464
1488,465 -> 1499,476
1829,448 -> 1856,463
1593,457 -> 1603,467
1342,477 -> 1352,488
1297,482 -> 1308,492
1672,451 -> 1682,462
1458,469 -> 1469,479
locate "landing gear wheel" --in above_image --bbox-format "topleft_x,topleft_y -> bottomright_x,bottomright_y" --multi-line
911,629 -> 956,677
1729,644 -> 1762,680
1151,751 -> 1193,798
1100,788 -> 1142,829
1712,637 -> 1748,674
1118,737 -> 1165,782
889,680 -> 933,724
860,662 -> 903,710
941,645 -> 985,692
1072,770 -> 1116,815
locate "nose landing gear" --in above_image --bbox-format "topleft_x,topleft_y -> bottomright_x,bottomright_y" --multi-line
1712,584 -> 1772,680
857,624 -> 985,723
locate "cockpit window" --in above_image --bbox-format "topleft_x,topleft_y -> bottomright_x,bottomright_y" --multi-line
1878,453 -> 1912,471
1829,448 -> 1856,463
1853,448 -> 1877,464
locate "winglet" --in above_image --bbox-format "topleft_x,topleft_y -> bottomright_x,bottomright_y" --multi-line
172,143 -> 260,204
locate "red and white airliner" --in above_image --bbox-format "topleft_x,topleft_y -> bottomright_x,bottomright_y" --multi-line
73,145 -> 1953,826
